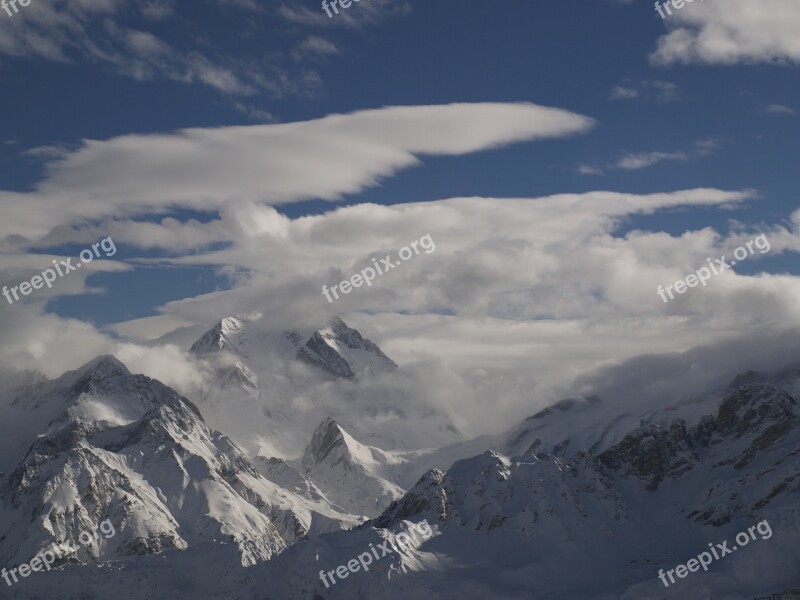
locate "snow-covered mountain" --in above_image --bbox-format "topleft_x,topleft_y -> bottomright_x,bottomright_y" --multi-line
191,314 -> 396,381
296,317 -> 397,379
396,365 -> 799,487
297,417 -> 407,517
226,378 -> 800,600
6,360 -> 800,600
0,356 -> 360,572
190,315 -> 256,357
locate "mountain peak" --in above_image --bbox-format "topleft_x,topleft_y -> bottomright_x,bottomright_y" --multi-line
190,313 -> 261,357
73,355 -> 131,379
300,417 -> 407,517
302,416 -> 345,466
297,317 -> 397,379
328,315 -> 348,332
190,314 -> 396,380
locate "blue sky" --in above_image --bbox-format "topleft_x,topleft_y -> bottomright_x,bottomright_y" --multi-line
1,0 -> 800,411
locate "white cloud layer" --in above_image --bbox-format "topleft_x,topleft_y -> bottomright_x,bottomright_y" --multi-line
0,103 -> 595,241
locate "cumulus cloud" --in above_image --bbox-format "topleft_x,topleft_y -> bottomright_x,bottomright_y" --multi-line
651,0 -> 800,65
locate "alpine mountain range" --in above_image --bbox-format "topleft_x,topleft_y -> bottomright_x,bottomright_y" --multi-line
0,315 -> 798,599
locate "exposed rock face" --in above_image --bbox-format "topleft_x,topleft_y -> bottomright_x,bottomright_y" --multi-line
597,419 -> 699,491
598,383 -> 799,493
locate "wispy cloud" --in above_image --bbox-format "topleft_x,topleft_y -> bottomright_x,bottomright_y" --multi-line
21,145 -> 71,159
578,139 -> 725,175
609,80 -> 680,103
277,0 -> 411,29
615,151 -> 688,171
763,104 -> 796,115
292,36 -> 340,62
577,164 -> 605,176
0,0 -> 350,101
232,103 -> 279,123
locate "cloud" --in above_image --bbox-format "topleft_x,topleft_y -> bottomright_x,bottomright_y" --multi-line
615,151 -> 688,170
609,80 -> 680,103
0,0 -> 324,98
22,145 -> 71,159
7,186 -> 799,435
140,0 -> 176,20
292,36 -> 340,62
6,182 -> 800,435
0,249 -> 131,302
578,139 -> 723,174
650,0 -> 800,65
232,103 -> 279,123
577,165 -> 605,176
763,103 -> 796,115
0,103 -> 595,241
277,0 -> 411,28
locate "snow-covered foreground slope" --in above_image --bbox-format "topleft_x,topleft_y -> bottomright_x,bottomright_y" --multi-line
8,376 -> 799,600
0,356 -> 360,574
